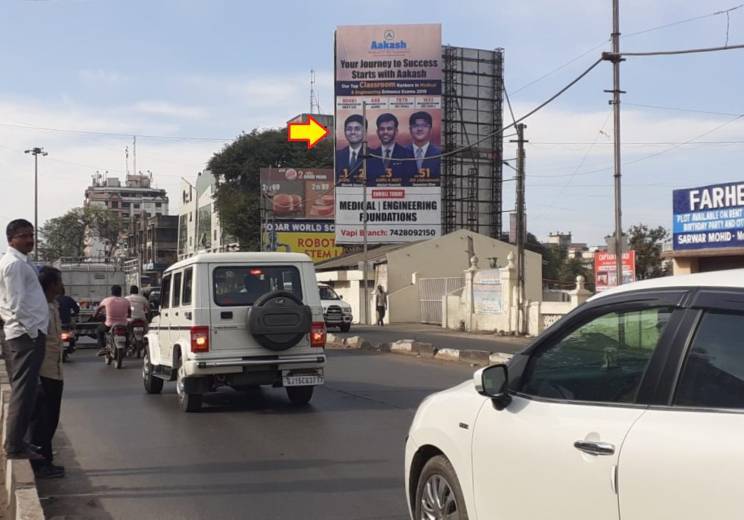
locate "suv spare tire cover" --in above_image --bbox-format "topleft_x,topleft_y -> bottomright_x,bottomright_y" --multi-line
246,290 -> 313,351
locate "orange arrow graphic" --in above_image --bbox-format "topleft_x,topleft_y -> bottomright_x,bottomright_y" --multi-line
288,115 -> 329,149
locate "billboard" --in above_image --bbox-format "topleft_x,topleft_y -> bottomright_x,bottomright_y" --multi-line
260,168 -> 335,219
260,168 -> 342,262
594,251 -> 637,292
335,24 -> 442,244
673,181 -> 744,250
263,221 -> 344,263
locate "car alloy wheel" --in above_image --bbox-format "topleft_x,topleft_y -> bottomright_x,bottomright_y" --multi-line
420,474 -> 459,520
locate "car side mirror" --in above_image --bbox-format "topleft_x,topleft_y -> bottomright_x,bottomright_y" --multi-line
473,364 -> 511,410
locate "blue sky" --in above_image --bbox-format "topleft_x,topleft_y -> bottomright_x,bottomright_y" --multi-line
1,0 -> 743,246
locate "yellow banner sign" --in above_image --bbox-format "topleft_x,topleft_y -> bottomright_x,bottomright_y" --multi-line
276,232 -> 344,263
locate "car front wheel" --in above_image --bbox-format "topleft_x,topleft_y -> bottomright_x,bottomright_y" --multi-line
414,455 -> 468,520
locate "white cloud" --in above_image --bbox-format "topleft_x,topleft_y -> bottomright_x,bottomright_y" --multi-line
130,101 -> 209,120
78,69 -> 128,86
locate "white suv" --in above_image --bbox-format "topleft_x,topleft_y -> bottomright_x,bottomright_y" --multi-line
405,269 -> 744,520
318,283 -> 353,332
143,252 -> 327,412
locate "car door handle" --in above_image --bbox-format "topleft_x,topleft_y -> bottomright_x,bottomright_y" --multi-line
574,441 -> 615,456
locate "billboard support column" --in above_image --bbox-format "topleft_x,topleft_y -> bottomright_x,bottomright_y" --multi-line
362,101 -> 369,325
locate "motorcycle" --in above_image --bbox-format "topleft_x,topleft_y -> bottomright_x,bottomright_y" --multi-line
104,324 -> 128,369
127,319 -> 147,358
60,325 -> 76,362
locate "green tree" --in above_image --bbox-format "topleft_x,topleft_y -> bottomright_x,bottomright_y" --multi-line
208,128 -> 333,250
39,206 -> 124,262
628,224 -> 670,279
39,208 -> 88,261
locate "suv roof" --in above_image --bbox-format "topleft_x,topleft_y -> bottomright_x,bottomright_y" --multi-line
166,252 -> 313,272
590,268 -> 744,301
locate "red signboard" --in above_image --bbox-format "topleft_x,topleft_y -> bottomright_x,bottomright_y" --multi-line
594,251 -> 637,292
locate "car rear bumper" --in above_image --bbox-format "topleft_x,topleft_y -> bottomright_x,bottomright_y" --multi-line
183,353 -> 326,377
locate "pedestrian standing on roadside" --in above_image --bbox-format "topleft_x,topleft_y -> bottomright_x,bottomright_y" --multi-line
0,219 -> 49,461
31,266 -> 65,478
375,285 -> 387,327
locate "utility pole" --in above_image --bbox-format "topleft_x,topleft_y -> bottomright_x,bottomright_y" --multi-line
24,147 -> 48,262
512,124 -> 527,335
361,101 -> 369,325
610,0 -> 625,286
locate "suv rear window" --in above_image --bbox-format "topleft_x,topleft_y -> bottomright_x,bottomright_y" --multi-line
213,266 -> 303,307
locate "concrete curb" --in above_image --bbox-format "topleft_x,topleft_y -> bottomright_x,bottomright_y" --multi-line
0,359 -> 45,520
326,334 -> 514,367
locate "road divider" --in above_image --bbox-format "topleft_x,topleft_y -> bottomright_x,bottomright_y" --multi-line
0,360 -> 45,520
326,334 -> 513,366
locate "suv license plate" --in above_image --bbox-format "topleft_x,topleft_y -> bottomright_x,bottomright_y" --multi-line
283,373 -> 324,387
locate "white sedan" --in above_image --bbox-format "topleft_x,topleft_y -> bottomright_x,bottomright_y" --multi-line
405,269 -> 744,520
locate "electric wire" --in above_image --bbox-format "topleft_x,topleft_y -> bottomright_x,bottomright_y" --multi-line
366,57 -> 605,163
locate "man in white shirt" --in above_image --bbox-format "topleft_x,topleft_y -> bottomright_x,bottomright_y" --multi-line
126,285 -> 149,322
0,219 -> 49,460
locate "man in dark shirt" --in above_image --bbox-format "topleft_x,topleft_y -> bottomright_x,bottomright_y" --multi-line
56,289 -> 79,327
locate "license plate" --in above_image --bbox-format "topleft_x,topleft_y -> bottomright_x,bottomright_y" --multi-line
134,327 -> 144,334
283,372 -> 324,387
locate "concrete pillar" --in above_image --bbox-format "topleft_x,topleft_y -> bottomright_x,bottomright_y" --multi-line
500,252 -> 517,333
569,275 -> 592,308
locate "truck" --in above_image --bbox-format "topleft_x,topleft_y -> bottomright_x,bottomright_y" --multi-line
55,258 -> 127,338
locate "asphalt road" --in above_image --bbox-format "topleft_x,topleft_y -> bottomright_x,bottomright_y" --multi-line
333,322 -> 532,355
37,348 -> 475,520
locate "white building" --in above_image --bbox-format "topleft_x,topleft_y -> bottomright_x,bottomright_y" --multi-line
83,172 -> 169,258
177,171 -> 236,260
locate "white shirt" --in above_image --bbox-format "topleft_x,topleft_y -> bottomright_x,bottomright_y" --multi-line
0,247 -> 50,340
348,146 -> 361,164
126,294 -> 149,321
413,142 -> 430,159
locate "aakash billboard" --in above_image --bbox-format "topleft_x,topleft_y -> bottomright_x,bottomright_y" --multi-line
673,181 -> 744,250
334,24 -> 442,244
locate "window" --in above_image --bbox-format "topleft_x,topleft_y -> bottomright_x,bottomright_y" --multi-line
213,265 -> 302,307
675,311 -> 744,409
172,272 -> 183,307
182,267 -> 193,305
319,286 -> 340,300
160,274 -> 172,309
522,307 -> 673,403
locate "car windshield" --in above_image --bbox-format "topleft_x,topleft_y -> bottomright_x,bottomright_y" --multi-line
213,265 -> 303,306
319,286 -> 340,300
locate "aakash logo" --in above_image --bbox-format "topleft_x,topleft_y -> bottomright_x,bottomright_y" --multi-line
371,29 -> 407,50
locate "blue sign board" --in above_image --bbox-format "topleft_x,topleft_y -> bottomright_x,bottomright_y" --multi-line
673,181 -> 744,250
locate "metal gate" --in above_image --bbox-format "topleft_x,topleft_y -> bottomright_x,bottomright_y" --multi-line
418,277 -> 465,325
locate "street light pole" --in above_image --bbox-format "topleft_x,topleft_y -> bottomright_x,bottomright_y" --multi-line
24,147 -> 48,262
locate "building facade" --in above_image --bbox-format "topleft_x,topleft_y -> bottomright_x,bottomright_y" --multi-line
84,172 -> 169,258
177,171 -> 236,260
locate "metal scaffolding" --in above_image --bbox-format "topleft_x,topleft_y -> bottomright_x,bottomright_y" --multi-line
442,46 -> 504,239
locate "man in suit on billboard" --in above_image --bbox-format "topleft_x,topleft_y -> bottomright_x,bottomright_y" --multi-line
335,114 -> 366,184
406,111 -> 441,180
368,113 -> 416,185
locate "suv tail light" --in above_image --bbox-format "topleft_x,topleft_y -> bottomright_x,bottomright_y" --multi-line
190,326 -> 210,353
310,322 -> 326,348
60,331 -> 72,341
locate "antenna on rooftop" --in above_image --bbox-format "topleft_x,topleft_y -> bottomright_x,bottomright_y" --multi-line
310,69 -> 321,113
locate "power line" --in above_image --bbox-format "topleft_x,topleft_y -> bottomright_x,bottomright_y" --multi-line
0,121 -> 235,142
529,113 -> 744,178
368,57 -> 605,162
623,3 -> 744,38
614,42 -> 744,57
511,40 -> 609,96
623,102 -> 743,117
530,140 -> 744,145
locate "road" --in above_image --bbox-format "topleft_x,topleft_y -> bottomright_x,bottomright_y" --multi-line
334,322 -> 531,355
37,348 -> 474,520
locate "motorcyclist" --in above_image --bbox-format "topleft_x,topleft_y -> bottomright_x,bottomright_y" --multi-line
56,288 -> 80,329
126,285 -> 149,324
94,285 -> 130,356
